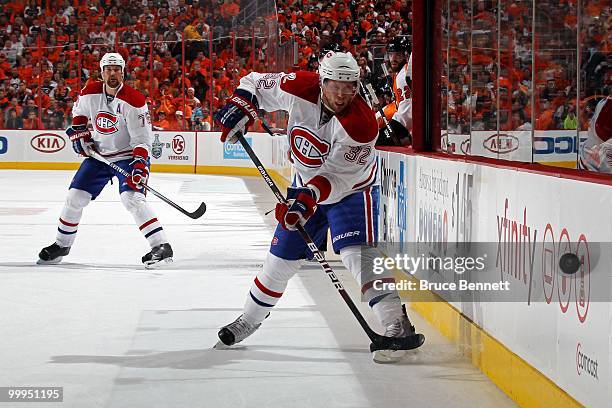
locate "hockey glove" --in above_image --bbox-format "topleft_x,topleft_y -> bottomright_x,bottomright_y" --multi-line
275,186 -> 318,231
66,125 -> 94,156
127,146 -> 150,191
214,89 -> 259,143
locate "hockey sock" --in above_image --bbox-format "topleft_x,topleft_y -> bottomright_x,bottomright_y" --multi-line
55,189 -> 91,247
244,252 -> 302,324
120,191 -> 168,247
340,245 -> 404,327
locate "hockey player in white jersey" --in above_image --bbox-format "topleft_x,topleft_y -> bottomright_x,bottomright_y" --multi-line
376,36 -> 413,146
37,52 -> 173,267
579,96 -> 611,173
214,51 -> 422,363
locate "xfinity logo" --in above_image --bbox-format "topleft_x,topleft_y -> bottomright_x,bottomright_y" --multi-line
332,231 -> 360,244
576,343 -> 598,379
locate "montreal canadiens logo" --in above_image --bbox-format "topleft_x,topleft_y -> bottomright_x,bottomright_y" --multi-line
95,111 -> 119,134
290,127 -> 330,167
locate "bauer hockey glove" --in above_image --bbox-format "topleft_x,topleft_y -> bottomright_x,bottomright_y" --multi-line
214,89 -> 259,143
275,186 -> 318,231
127,146 -> 150,191
66,125 -> 94,157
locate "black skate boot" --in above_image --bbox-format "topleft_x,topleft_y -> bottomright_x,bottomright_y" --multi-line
373,304 -> 419,364
142,243 -> 173,268
37,243 -> 70,265
215,314 -> 263,349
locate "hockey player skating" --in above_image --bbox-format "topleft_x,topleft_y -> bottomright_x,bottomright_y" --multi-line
37,52 -> 173,268
214,51 -> 422,363
376,36 -> 413,146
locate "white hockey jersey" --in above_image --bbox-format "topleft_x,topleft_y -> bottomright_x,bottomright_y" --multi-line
72,81 -> 152,161
579,97 -> 611,173
375,55 -> 412,131
392,54 -> 412,129
238,71 -> 379,205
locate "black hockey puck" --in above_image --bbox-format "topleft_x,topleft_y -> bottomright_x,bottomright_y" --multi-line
559,253 -> 581,274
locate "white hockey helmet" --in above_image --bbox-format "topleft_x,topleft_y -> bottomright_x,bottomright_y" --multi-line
318,51 -> 359,83
100,52 -> 125,72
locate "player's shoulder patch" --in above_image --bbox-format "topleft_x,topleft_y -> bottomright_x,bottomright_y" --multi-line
336,96 -> 378,143
279,71 -> 320,104
79,81 -> 103,96
117,84 -> 146,108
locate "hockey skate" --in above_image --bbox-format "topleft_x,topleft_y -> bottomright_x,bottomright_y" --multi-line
214,314 -> 263,349
142,243 -> 173,268
373,305 -> 418,364
37,243 -> 70,265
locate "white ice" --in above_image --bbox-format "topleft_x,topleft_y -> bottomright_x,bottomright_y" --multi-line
0,170 -> 515,408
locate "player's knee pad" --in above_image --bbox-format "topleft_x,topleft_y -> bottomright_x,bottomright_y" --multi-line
65,188 -> 92,210
261,252 -> 302,285
340,245 -> 398,306
120,191 -> 147,215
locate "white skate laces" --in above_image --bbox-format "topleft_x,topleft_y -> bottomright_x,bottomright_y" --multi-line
373,314 -> 416,364
215,314 -> 262,348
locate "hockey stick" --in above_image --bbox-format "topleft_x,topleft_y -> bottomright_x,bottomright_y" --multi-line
363,81 -> 402,146
237,127 -> 424,352
89,151 -> 207,219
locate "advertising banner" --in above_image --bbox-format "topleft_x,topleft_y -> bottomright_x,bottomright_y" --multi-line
375,150 -> 612,407
149,131 -> 196,167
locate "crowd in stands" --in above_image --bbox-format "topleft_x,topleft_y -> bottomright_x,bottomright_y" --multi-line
443,0 -> 609,135
0,0 -> 607,141
0,0 -> 411,132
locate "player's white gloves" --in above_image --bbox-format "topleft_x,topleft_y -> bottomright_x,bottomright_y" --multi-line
66,125 -> 94,157
214,89 -> 258,143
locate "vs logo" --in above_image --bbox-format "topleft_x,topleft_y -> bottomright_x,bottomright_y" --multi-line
172,135 -> 185,154
95,111 -> 119,135
289,126 -> 330,167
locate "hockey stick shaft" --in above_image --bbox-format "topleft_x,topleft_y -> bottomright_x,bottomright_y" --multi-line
89,151 -> 206,219
237,129 -> 382,344
246,124 -> 425,352
363,82 -> 402,146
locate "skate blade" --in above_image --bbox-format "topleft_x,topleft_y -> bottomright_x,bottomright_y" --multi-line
372,349 -> 409,364
144,257 -> 174,269
37,257 -> 63,265
213,340 -> 232,350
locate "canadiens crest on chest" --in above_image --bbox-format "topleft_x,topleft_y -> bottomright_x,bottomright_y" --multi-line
94,110 -> 120,135
290,126 -> 330,167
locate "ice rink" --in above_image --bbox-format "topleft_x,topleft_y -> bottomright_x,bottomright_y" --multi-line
0,170 -> 514,408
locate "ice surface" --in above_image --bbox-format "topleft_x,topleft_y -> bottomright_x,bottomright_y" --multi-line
0,170 -> 515,408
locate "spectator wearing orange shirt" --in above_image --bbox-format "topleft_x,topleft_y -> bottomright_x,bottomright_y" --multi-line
220,0 -> 240,20
23,110 -> 43,129
153,111 -> 171,130
536,99 -> 555,130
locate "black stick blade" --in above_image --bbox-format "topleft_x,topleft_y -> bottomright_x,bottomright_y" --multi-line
186,202 -> 207,219
369,333 -> 425,352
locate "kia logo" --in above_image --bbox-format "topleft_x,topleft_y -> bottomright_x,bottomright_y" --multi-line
483,134 -> 519,154
31,133 -> 66,153
172,135 -> 185,154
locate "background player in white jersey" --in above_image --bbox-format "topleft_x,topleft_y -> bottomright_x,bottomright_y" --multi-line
213,51 -> 422,363
37,53 -> 173,267
579,96 -> 611,173
376,37 -> 413,147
